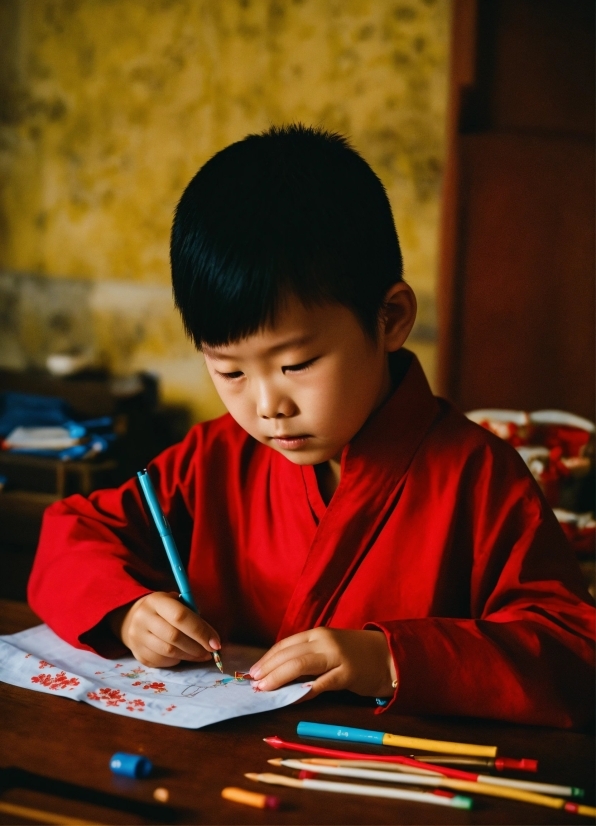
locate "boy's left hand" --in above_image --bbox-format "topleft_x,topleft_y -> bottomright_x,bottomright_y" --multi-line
249,628 -> 397,699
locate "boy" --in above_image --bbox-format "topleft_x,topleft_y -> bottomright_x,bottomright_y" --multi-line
29,125 -> 594,727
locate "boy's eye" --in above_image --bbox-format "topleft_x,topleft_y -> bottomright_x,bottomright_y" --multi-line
282,357 -> 318,374
217,370 -> 244,381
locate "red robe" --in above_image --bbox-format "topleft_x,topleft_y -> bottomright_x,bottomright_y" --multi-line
28,354 -> 595,727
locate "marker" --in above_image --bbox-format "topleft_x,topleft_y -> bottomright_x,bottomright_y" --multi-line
137,469 -> 223,673
297,721 -> 497,757
246,772 -> 473,810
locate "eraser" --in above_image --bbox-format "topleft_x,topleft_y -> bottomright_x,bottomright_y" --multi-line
221,787 -> 280,809
153,787 -> 170,803
109,752 -> 153,778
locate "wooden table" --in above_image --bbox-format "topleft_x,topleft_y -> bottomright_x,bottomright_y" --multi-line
1,600 -> 594,825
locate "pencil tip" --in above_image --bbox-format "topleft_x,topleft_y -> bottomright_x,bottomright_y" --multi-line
245,773 -> 259,781
268,758 -> 282,766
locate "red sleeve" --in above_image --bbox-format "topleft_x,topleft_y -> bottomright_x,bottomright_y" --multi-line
369,442 -> 595,728
27,423 -> 207,655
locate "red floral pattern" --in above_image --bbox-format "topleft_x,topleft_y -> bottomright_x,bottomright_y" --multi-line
31,670 -> 80,691
86,686 -> 146,712
142,682 -> 166,693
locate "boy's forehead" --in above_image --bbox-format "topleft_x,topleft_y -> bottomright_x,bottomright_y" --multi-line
202,296 -> 335,360
202,332 -> 316,361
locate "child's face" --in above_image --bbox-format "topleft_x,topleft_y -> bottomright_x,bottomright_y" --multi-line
202,295 -> 400,466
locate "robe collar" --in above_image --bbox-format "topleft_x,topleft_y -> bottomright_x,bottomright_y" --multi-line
279,350 -> 441,638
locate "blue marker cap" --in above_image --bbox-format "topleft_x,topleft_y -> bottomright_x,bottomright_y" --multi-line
109,752 -> 153,778
297,722 -> 384,745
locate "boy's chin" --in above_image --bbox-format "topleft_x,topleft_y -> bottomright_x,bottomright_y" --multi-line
267,442 -> 340,466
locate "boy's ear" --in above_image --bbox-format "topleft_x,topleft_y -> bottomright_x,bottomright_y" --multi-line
381,281 -> 417,352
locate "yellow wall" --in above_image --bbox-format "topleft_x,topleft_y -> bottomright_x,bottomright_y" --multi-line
0,0 -> 450,421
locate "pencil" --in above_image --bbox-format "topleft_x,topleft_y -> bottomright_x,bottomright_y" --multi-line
264,735 -> 590,802
137,469 -> 223,673
264,736 -> 492,782
287,760 -> 595,818
298,759 -> 583,798
410,754 -> 538,772
246,772 -> 473,809
0,800 -> 100,825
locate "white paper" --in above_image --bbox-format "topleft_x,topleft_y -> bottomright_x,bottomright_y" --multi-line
0,624 -> 312,728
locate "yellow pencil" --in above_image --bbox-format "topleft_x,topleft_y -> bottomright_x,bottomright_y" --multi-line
0,800 -> 100,825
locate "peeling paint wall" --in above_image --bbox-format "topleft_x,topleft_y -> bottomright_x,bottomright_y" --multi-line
0,0 -> 450,421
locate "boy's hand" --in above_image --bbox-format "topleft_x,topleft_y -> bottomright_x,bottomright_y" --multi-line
249,628 -> 397,699
108,592 -> 221,668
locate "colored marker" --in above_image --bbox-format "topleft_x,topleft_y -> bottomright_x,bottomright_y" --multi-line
246,772 -> 473,809
137,469 -> 223,673
297,721 -> 497,757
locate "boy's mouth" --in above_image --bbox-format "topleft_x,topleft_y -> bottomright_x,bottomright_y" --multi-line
270,435 -> 311,449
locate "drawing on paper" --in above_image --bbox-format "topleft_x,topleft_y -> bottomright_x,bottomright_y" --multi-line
0,625 -> 313,729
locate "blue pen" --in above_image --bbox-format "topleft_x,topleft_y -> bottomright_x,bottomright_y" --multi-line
137,469 -> 223,673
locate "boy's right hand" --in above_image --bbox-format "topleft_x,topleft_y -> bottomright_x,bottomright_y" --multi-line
108,592 -> 221,668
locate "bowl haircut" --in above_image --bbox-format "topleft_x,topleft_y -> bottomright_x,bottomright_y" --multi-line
171,124 -> 403,349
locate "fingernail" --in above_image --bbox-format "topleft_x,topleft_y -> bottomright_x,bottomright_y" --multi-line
250,667 -> 261,679
209,638 -> 220,650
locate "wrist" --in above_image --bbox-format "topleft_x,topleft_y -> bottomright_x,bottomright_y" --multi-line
368,630 -> 398,698
107,602 -> 135,643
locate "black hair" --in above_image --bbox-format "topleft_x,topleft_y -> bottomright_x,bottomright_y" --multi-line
171,124 -> 403,347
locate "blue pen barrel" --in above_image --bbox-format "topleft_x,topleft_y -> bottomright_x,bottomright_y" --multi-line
297,722 -> 385,745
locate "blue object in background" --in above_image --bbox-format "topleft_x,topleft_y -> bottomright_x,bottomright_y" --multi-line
297,721 -> 385,745
109,753 -> 153,778
0,392 -> 73,437
0,391 -> 116,460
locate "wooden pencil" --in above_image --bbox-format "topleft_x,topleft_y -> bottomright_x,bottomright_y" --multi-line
300,758 -> 583,797
246,772 -> 473,809
270,759 -> 595,817
0,800 -> 100,825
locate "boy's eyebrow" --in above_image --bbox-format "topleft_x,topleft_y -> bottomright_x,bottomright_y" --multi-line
203,334 -> 316,361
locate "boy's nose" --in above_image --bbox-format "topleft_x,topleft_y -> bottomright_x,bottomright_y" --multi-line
255,385 -> 295,419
